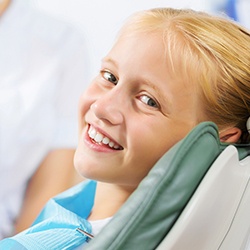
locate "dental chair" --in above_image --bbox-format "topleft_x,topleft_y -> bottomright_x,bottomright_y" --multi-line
85,122 -> 250,250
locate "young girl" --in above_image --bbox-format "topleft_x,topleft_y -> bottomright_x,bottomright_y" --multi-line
1,7 -> 250,249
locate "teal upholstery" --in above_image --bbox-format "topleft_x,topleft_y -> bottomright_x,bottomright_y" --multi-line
86,122 -> 250,250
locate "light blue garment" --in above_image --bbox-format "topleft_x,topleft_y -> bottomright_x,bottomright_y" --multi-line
0,180 -> 97,250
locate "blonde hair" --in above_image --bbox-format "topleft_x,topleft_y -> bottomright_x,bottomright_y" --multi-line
119,8 -> 250,143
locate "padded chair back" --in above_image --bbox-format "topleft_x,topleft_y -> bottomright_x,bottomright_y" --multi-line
86,122 -> 250,250
157,145 -> 250,250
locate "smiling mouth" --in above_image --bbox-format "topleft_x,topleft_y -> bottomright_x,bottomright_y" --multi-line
88,126 -> 123,150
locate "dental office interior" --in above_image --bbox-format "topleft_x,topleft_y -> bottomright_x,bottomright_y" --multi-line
0,0 -> 249,241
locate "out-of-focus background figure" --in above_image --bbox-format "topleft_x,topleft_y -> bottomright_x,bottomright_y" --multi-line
0,0 -> 88,238
208,0 -> 250,29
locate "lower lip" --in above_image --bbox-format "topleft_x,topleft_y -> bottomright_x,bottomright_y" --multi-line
83,130 -> 118,153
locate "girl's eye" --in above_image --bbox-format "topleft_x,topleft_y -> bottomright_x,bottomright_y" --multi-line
102,71 -> 118,85
140,95 -> 158,108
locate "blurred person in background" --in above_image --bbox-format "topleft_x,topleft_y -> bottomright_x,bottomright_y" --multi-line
208,0 -> 250,29
0,0 -> 88,238
225,0 -> 250,29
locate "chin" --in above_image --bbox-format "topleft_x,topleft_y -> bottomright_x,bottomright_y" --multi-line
74,153 -> 98,180
73,151 -> 85,172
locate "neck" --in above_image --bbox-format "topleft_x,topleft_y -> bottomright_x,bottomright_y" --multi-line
88,181 -> 135,221
0,0 -> 11,16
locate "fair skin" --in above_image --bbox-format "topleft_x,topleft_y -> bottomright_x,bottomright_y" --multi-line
15,149 -> 83,232
220,127 -> 241,143
74,32 -> 205,220
0,0 -> 10,16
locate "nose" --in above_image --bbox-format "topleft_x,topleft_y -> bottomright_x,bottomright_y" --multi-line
90,89 -> 125,125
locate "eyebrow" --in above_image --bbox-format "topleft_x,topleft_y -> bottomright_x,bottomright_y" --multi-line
101,57 -> 118,68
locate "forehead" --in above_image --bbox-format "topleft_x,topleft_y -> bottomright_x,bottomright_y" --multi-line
108,32 -> 168,72
112,27 -> 199,79
108,30 -> 196,90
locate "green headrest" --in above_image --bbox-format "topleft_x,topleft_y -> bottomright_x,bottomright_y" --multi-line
86,122 -> 250,250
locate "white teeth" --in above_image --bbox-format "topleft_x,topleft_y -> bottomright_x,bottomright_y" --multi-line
102,137 -> 110,145
89,127 -> 96,139
88,126 -> 120,149
94,133 -> 103,143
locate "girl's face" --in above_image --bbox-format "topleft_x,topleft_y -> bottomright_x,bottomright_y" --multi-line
74,32 -> 203,190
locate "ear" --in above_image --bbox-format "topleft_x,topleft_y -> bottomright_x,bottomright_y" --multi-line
219,127 -> 242,143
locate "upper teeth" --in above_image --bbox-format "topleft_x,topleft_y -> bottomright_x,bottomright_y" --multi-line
88,126 -> 120,149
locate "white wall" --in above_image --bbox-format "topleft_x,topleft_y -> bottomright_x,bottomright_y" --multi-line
31,0 -> 248,84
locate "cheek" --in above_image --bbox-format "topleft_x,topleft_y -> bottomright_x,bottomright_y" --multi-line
78,85 -> 98,119
78,93 -> 89,118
